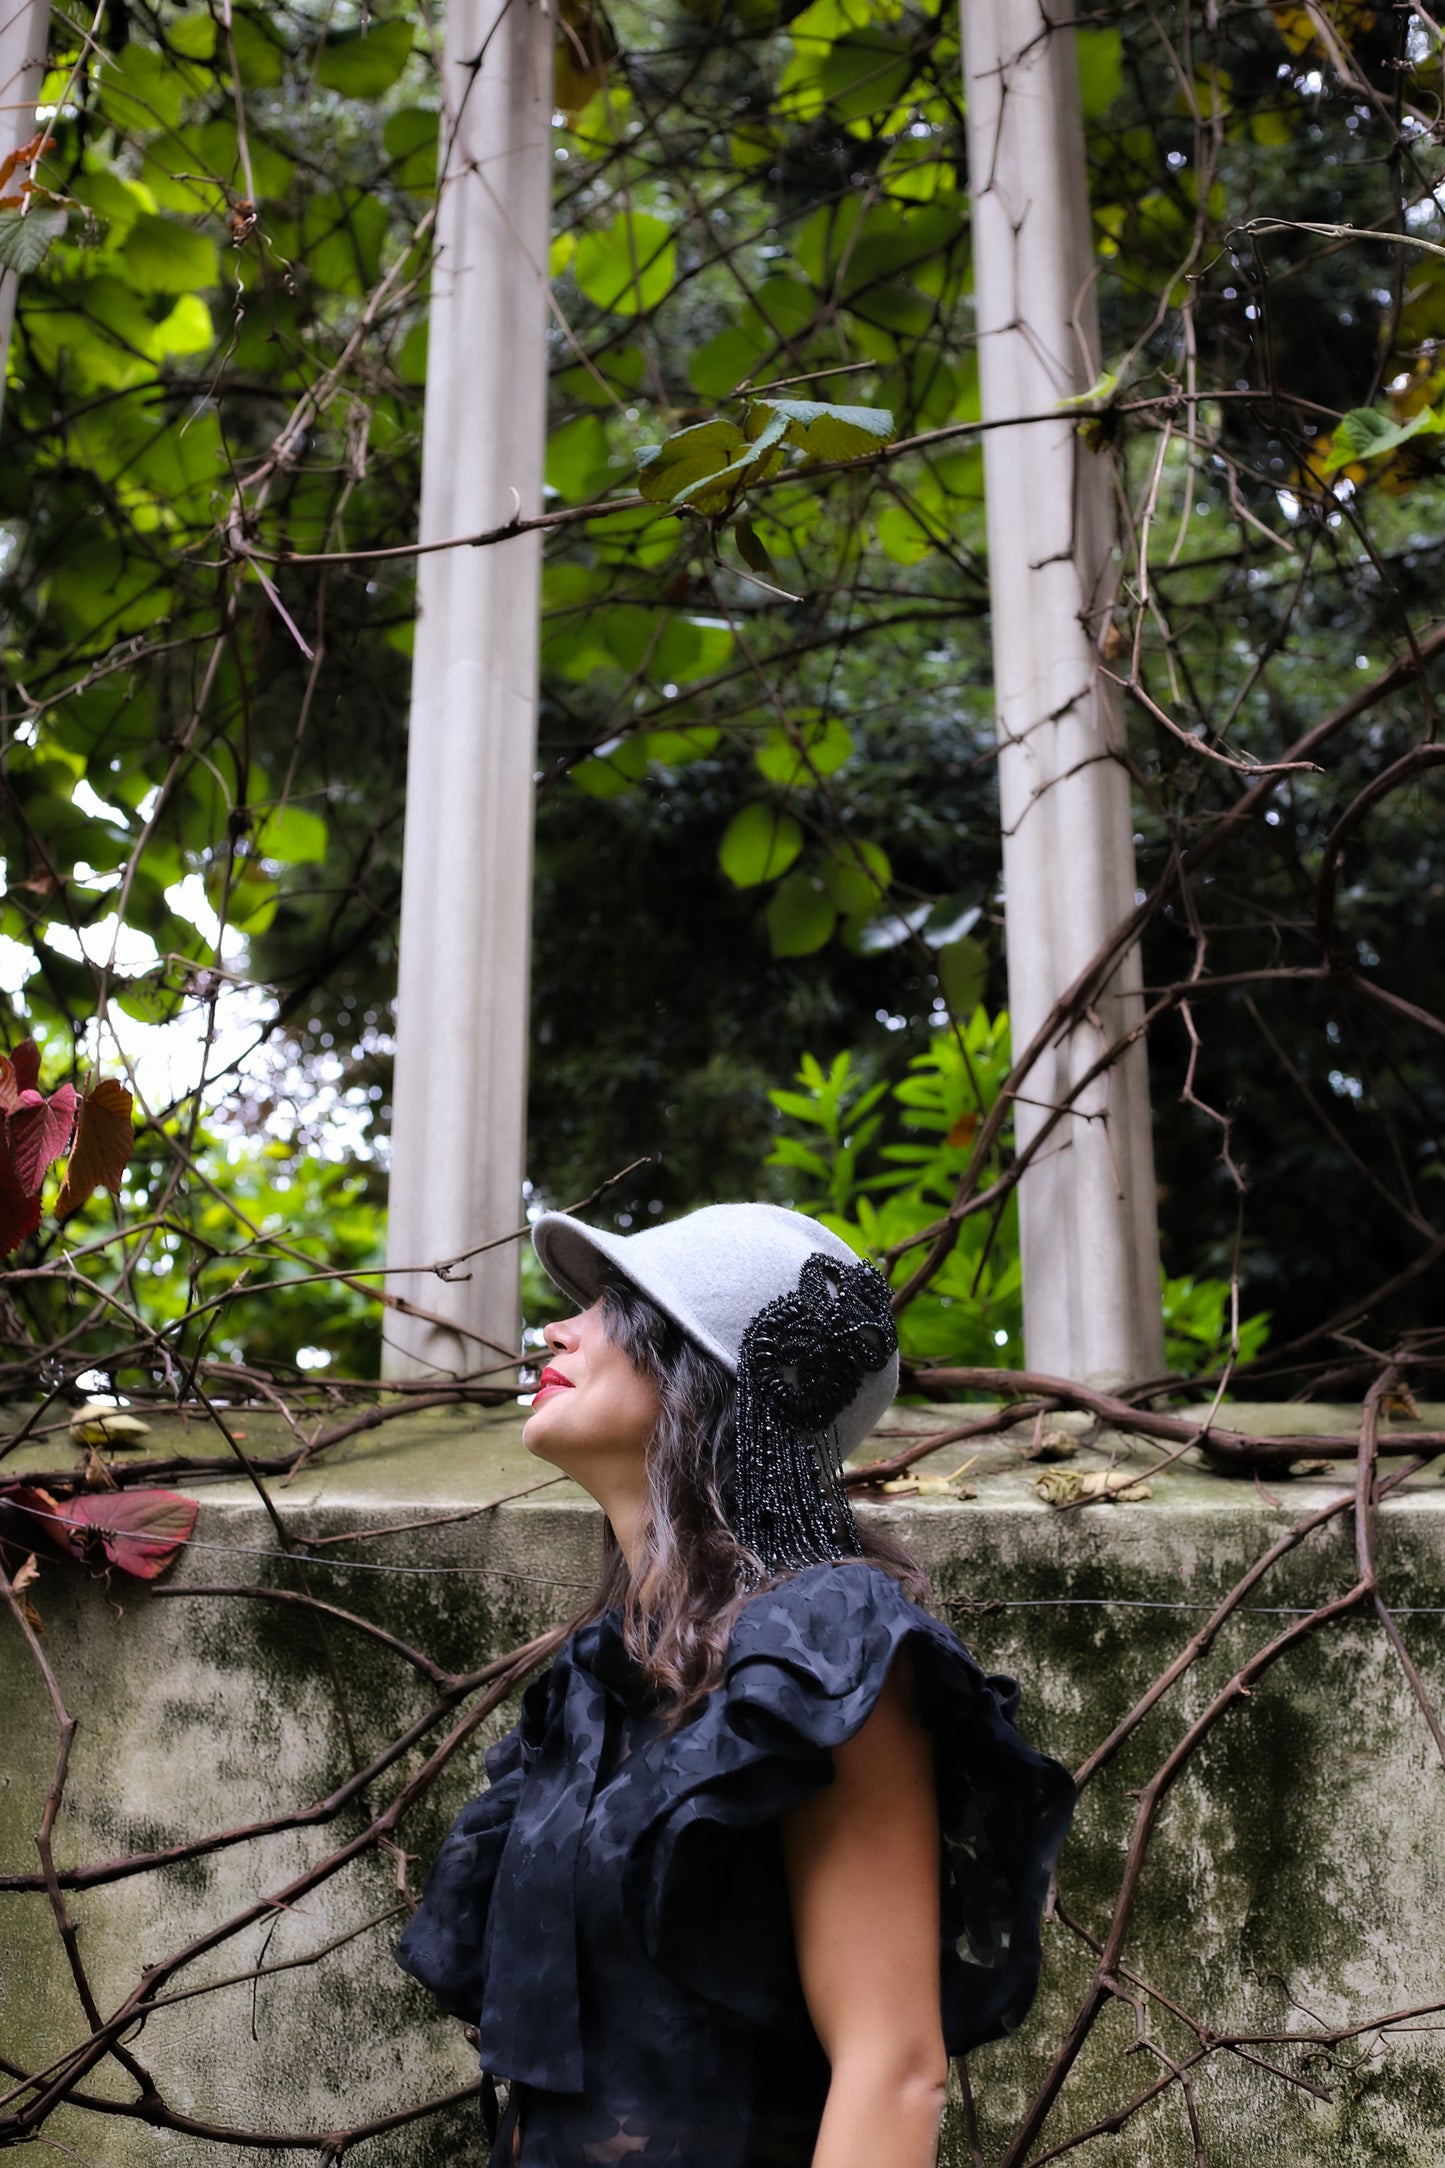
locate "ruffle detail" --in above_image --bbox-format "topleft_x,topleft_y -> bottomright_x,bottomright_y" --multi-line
394,1725 -> 527,2023
629,1560 -> 1075,2054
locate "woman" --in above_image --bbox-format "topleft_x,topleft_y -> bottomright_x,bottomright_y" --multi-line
397,1202 -> 1073,2168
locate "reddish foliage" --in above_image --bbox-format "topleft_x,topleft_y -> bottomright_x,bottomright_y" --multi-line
56,1079 -> 135,1219
0,1042 -> 134,1255
9,1083 -> 77,1193
1,1483 -> 199,1580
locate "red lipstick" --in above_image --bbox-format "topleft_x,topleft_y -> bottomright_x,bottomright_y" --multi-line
530,1365 -> 574,1406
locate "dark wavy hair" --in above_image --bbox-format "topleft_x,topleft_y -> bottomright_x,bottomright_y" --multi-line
578,1276 -> 927,1720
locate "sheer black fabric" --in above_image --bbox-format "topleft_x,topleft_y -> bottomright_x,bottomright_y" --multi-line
396,1561 -> 1074,2167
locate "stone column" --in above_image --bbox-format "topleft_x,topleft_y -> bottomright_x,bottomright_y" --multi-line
0,0 -> 51,434
961,0 -> 1164,1382
383,0 -> 553,1379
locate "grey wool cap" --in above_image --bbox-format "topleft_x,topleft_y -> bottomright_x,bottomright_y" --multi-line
530,1201 -> 899,1459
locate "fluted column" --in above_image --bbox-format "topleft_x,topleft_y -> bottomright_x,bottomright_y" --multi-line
961,0 -> 1164,1382
383,0 -> 553,1378
0,0 -> 51,435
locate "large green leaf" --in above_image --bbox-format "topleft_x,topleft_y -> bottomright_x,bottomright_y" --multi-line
755,716 -> 853,786
120,215 -> 219,295
254,805 -> 329,865
0,204 -> 68,275
574,212 -> 677,317
766,873 -> 836,956
750,396 -> 895,462
315,20 -> 413,98
638,419 -> 747,506
718,803 -> 804,888
1323,403 -> 1445,473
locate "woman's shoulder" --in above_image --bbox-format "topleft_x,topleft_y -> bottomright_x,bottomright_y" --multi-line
726,1557 -> 944,1673
718,1558 -> 976,1747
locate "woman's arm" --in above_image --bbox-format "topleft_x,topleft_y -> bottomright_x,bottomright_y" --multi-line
781,1654 -> 949,2168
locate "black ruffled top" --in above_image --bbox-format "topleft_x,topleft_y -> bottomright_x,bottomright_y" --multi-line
396,1561 -> 1074,2168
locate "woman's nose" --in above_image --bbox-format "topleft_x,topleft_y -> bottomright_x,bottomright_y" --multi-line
543,1314 -> 580,1352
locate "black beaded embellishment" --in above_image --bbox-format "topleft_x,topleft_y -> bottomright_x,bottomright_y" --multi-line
733,1252 -> 898,1574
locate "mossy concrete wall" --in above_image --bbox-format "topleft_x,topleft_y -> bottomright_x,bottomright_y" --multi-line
3,1402 -> 1444,2165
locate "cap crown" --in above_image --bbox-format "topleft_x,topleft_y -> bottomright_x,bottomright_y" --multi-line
531,1201 -> 899,1457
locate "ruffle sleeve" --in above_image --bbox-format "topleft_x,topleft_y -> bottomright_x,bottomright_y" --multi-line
628,1560 -> 1074,2055
394,1723 -> 528,2022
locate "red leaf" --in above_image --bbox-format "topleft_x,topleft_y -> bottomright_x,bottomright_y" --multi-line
1,1483 -> 198,1579
0,1148 -> 43,1255
8,1081 -> 77,1193
63,1489 -> 200,1579
56,1079 -> 135,1218
0,1053 -> 17,1115
9,1039 -> 40,1093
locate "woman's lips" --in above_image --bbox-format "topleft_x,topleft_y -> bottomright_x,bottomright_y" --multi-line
530,1366 -> 574,1406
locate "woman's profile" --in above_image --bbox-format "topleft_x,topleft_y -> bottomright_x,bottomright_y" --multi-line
397,1201 -> 1074,2167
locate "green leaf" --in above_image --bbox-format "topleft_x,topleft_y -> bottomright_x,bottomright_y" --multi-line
755,716 -> 853,786
1075,29 -> 1124,117
315,20 -> 413,96
254,805 -> 328,865
719,803 -> 804,888
383,106 -> 439,191
0,203 -> 68,275
96,44 -> 189,130
204,858 -> 277,935
120,215 -> 219,296
637,419 -> 747,507
668,409 -> 789,512
936,934 -> 988,1017
747,396 -> 894,462
643,726 -> 720,766
571,737 -> 649,798
688,326 -> 768,401
1323,404 -> 1444,472
767,873 -> 836,956
734,516 -> 776,577
547,414 -> 615,503
574,212 -> 677,317
167,13 -> 218,59
820,840 -> 890,915
228,10 -> 287,87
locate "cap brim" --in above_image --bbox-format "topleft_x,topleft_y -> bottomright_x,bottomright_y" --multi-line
530,1212 -> 739,1372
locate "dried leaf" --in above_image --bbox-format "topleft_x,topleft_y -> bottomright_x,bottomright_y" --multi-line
1019,1426 -> 1079,1464
19,1598 -> 44,1634
1035,1468 -> 1152,1507
56,1079 -> 135,1217
879,1458 -> 978,1499
82,1443 -> 119,1490
12,1551 -> 40,1592
1383,1384 -> 1421,1422
69,1401 -> 151,1449
8,1081 -> 77,1191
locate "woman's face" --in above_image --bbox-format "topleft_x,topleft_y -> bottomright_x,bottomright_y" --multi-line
522,1301 -> 660,1485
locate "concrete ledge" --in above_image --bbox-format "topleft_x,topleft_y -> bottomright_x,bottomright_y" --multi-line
3,1402 -> 1444,2165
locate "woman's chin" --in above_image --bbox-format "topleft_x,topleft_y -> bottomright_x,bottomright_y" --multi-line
522,1405 -> 563,1464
